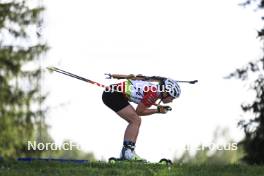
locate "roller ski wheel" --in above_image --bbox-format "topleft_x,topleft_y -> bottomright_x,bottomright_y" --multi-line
159,158 -> 173,165
108,157 -> 119,164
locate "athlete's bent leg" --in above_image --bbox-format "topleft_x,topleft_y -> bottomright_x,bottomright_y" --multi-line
116,105 -> 141,143
116,105 -> 145,160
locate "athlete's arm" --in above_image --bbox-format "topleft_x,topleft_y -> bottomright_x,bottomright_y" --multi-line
136,102 -> 158,116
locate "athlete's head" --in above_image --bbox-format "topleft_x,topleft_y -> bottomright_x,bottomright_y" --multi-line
160,78 -> 181,103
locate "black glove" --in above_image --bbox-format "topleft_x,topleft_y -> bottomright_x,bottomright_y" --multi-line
157,106 -> 172,114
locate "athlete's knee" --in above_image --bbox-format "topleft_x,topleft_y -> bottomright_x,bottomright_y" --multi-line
130,115 -> 141,126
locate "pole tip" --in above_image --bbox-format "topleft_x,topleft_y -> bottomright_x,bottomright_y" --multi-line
190,80 -> 198,84
46,66 -> 56,72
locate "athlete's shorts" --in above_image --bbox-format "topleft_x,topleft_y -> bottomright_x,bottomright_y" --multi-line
102,90 -> 130,112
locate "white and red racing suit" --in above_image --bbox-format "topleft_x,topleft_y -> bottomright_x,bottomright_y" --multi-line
118,80 -> 160,107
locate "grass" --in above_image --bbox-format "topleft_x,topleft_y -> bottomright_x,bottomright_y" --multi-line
0,160 -> 264,176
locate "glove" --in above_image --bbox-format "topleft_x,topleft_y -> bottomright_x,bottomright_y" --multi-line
157,106 -> 172,114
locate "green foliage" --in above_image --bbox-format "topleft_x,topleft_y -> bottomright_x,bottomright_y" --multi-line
175,145 -> 244,165
0,0 -> 48,158
174,128 -> 244,165
226,0 -> 264,164
40,140 -> 96,161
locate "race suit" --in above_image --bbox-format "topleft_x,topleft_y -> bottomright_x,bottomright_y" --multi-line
119,80 -> 160,107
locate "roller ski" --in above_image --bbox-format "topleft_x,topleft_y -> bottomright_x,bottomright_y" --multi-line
108,157 -> 173,165
108,145 -> 172,165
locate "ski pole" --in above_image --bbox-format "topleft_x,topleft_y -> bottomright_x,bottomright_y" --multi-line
105,73 -> 198,84
175,80 -> 198,84
47,67 -> 107,88
47,67 -> 172,109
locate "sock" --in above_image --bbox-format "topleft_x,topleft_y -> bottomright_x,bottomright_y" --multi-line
123,140 -> 135,151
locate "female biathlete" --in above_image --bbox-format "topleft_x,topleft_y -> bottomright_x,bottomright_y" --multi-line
102,78 -> 181,161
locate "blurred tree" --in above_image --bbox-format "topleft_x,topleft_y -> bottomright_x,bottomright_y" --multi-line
41,140 -> 96,161
174,127 -> 244,164
0,0 -> 49,157
54,140 -> 95,161
226,0 -> 264,164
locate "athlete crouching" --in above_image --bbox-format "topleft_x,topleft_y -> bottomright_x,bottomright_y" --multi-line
102,78 -> 181,161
